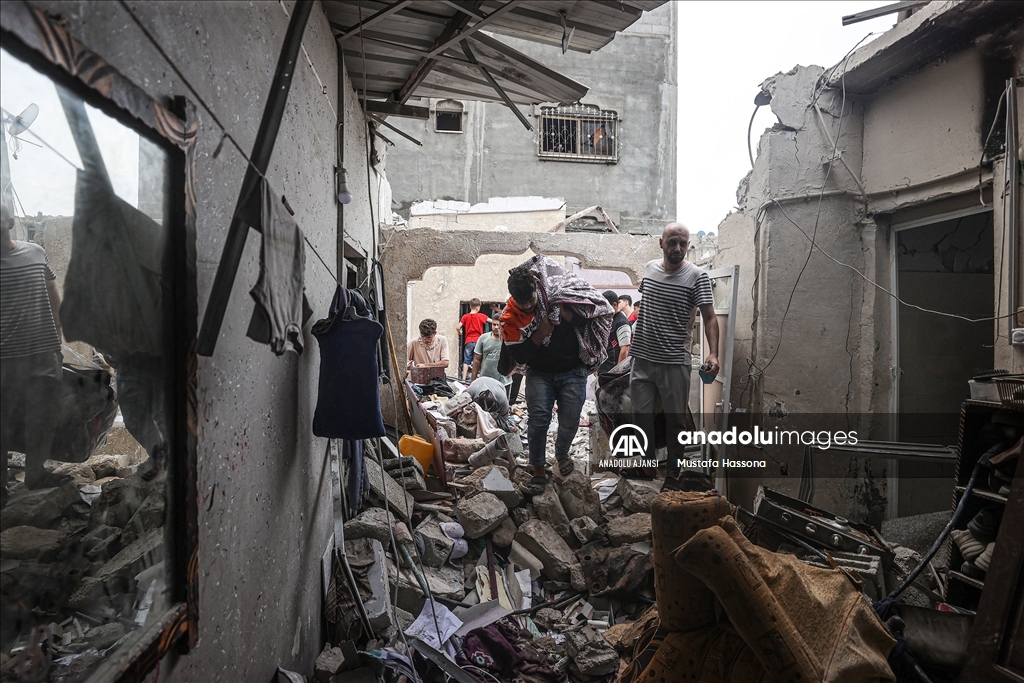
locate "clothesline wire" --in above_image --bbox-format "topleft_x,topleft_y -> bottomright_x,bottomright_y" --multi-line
115,0 -> 341,286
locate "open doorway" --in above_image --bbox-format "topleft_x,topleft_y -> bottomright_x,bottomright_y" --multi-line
893,208 -> 993,515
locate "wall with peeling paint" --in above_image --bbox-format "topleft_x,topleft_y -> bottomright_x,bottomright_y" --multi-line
25,2 -> 368,680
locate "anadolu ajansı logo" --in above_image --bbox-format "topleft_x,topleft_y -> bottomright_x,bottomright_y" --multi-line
608,424 -> 648,459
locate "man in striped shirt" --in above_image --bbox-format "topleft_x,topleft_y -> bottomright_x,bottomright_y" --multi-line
630,223 -> 719,478
1,202 -> 64,496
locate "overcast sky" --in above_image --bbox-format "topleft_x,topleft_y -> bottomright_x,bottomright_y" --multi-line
676,1 -> 899,234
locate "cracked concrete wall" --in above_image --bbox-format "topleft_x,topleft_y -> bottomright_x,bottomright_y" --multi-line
382,3 -> 677,234
28,2 -> 357,680
381,228 -> 661,371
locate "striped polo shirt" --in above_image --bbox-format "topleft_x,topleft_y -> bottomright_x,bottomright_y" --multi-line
1,241 -> 61,358
630,259 -> 713,364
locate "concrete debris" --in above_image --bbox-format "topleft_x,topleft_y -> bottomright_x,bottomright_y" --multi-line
442,437 -> 485,463
531,486 -> 572,543
569,562 -> 587,593
569,516 -> 598,545
509,506 -> 529,527
616,478 -> 662,513
508,540 -> 544,581
607,513 -> 652,546
388,560 -> 465,614
343,507 -> 394,546
566,626 -> 619,676
490,517 -> 518,548
514,520 -> 574,581
121,491 -> 165,546
455,492 -> 508,539
461,466 -> 521,508
95,527 -> 164,595
0,526 -> 70,561
1,483 -> 78,530
414,518 -> 455,568
314,644 -> 345,682
365,460 -> 415,522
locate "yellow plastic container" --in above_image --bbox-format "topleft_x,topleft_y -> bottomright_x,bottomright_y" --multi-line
399,434 -> 434,474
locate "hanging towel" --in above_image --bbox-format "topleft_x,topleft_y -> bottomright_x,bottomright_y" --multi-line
312,286 -> 386,440
242,178 -> 313,354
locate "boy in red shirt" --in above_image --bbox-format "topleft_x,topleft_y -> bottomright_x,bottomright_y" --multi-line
456,298 -> 490,381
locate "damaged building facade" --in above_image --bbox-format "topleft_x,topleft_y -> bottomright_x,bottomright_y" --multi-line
715,0 -> 1024,521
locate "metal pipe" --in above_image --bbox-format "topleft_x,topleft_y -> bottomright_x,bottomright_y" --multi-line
197,0 -> 315,355
1006,78 -> 1019,337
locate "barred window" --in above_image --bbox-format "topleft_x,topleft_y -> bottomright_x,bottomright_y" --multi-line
435,99 -> 464,133
538,105 -> 617,163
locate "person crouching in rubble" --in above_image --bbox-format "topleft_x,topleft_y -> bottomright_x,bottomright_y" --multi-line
502,268 -> 588,494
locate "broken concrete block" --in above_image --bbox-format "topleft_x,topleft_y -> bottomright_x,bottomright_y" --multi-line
329,667 -> 376,683
555,469 -> 602,522
86,622 -> 126,650
343,507 -> 393,545
532,486 -> 572,542
514,519 -> 574,581
617,478 -> 662,513
388,560 -> 465,614
0,526 -> 69,561
90,477 -> 149,528
415,518 -> 455,568
51,462 -> 96,483
462,466 -> 522,508
570,563 -> 588,592
510,507 -> 529,527
1,484 -> 77,530
365,462 -> 415,522
96,527 -> 164,595
509,541 -> 544,581
84,453 -> 132,478
491,517 -> 518,548
603,493 -> 623,510
441,391 -> 474,417
566,627 -> 619,676
348,538 -> 392,634
121,491 -> 165,546
455,492 -> 508,539
607,513 -> 652,546
384,456 -> 423,475
570,516 -> 599,544
533,607 -> 562,631
82,525 -> 122,562
443,437 -> 486,463
315,645 -> 345,682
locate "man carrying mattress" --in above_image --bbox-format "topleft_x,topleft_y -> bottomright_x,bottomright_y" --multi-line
499,255 -> 613,494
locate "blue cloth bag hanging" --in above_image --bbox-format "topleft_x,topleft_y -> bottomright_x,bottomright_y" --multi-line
312,286 -> 386,439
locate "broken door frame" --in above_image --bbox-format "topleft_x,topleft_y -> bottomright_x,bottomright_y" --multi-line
700,265 -> 739,495
887,201 -> 993,519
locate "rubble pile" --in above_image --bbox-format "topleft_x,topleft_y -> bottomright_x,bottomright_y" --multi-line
0,422 -> 163,683
323,387 -> 665,683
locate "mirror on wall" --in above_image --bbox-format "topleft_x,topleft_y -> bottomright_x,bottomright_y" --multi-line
1,46 -> 177,682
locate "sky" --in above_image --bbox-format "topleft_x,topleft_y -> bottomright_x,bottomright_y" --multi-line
1,48 -> 140,217
676,1 -> 900,234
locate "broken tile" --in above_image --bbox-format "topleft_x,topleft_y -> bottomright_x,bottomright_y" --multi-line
607,513 -> 652,546
455,493 -> 508,539
514,519 -> 574,581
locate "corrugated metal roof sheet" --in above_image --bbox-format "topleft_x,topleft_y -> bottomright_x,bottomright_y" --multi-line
324,0 -> 666,110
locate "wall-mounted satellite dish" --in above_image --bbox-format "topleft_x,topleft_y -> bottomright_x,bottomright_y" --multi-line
6,103 -> 38,135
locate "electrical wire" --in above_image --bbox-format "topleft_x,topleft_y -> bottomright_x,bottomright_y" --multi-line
746,104 -> 761,169
115,0 -> 341,285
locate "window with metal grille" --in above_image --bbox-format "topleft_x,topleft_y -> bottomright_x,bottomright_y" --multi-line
538,105 -> 617,162
435,99 -> 464,133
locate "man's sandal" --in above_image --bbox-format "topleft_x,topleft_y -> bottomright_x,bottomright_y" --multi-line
526,474 -> 548,495
557,458 -> 575,477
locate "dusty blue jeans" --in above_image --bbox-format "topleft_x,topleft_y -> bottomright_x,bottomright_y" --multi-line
525,366 -> 588,468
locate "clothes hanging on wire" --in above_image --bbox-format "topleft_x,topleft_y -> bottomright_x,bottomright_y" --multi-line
240,178 -> 313,354
312,286 -> 386,440
343,438 -> 367,518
